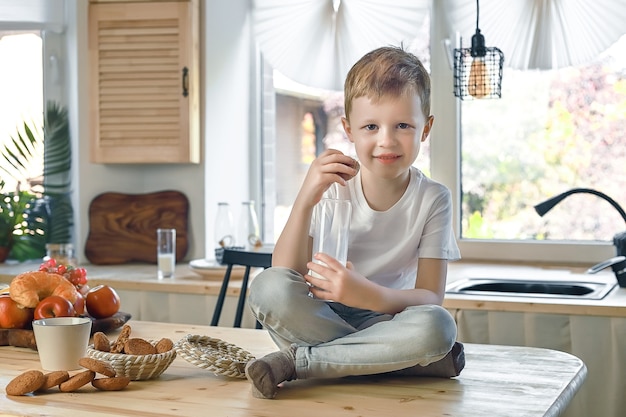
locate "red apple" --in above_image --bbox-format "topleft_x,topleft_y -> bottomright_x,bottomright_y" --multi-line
0,295 -> 34,329
34,295 -> 76,320
86,285 -> 120,319
73,292 -> 86,316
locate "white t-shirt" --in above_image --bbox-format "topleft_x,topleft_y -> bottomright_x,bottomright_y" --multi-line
311,166 -> 461,290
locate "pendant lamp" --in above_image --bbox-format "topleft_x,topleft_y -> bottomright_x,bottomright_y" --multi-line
453,0 -> 504,100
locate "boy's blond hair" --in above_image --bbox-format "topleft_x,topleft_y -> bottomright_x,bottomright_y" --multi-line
344,46 -> 431,120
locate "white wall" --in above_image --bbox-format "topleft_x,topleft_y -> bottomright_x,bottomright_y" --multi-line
65,1 -> 254,264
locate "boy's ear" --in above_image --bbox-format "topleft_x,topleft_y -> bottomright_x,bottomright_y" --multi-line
421,115 -> 434,142
341,117 -> 354,142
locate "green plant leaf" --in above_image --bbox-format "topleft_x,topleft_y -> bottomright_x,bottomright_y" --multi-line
0,120 -> 42,185
42,102 -> 73,244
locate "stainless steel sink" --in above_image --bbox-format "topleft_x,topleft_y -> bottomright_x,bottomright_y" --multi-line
446,278 -> 616,300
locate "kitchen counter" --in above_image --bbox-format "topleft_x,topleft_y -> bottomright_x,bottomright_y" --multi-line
0,261 -> 260,328
0,262 -> 248,296
2,261 -> 624,317
0,320 -> 586,417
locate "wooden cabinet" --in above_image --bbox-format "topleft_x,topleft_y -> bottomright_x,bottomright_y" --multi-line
88,0 -> 200,163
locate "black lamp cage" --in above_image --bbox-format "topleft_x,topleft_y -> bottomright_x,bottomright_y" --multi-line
453,0 -> 504,100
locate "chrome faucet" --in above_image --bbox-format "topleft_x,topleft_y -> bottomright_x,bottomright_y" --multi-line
587,256 -> 626,287
534,188 -> 626,287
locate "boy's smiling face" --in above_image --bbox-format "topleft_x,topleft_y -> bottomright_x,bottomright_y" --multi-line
342,92 -> 433,183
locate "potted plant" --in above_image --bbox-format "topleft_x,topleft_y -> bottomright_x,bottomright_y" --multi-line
0,180 -> 46,262
0,102 -> 73,262
0,180 -> 16,261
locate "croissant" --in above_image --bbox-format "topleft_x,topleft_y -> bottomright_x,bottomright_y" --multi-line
9,271 -> 80,308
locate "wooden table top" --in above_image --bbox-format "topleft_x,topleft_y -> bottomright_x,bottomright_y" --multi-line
0,321 -> 586,417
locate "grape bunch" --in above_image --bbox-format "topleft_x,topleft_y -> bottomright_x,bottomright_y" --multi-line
38,258 -> 88,287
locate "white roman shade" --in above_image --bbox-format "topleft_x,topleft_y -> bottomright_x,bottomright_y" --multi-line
444,0 -> 626,70
252,0 -> 430,90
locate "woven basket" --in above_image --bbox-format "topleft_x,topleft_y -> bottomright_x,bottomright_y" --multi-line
86,340 -> 176,381
175,334 -> 255,379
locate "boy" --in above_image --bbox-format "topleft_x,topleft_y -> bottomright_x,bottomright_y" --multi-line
245,46 -> 464,399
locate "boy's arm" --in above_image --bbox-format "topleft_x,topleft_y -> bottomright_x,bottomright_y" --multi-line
372,259 -> 447,313
306,256 -> 448,314
372,258 -> 448,312
412,257 -> 448,305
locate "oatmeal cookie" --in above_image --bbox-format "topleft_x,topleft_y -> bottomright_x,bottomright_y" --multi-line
92,376 -> 131,391
6,370 -> 45,396
37,370 -> 70,392
124,338 -> 157,355
155,337 -> 174,353
59,370 -> 95,392
111,324 -> 131,354
92,332 -> 111,352
78,357 -> 116,377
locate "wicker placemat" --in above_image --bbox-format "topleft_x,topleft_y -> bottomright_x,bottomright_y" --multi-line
175,334 -> 256,379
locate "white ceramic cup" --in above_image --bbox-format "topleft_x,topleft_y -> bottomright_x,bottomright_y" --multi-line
310,198 -> 352,277
157,228 -> 176,279
32,317 -> 92,371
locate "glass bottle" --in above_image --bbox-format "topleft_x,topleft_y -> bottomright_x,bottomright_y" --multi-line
214,202 -> 235,265
237,201 -> 261,249
44,243 -> 78,266
215,202 -> 235,248
214,202 -> 235,248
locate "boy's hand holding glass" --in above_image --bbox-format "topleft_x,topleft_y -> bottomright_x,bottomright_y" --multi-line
305,253 -> 374,307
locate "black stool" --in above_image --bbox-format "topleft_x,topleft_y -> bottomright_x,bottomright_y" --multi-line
211,246 -> 273,328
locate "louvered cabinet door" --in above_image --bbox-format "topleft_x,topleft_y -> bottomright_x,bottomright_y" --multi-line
88,0 -> 200,163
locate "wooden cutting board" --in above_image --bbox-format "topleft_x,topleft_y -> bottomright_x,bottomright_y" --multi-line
85,190 -> 189,265
0,311 -> 131,350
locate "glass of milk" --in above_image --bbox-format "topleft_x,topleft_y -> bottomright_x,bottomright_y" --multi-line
157,228 -> 176,279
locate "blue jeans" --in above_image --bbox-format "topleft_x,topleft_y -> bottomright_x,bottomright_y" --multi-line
247,267 -> 458,379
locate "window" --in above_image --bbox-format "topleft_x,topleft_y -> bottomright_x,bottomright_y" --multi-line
0,0 -> 67,261
457,34 -> 626,263
0,0 -> 66,193
0,31 -> 43,191
462,36 -> 626,243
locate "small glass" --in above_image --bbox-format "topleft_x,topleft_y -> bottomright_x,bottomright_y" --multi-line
157,228 -> 176,279
44,243 -> 78,266
310,199 -> 352,277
